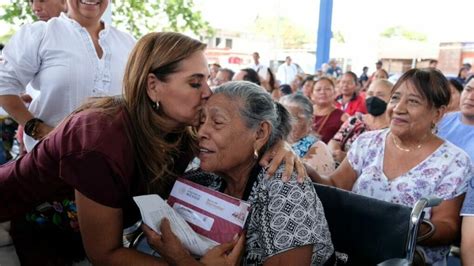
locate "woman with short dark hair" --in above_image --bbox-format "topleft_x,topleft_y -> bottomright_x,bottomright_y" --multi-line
310,68 -> 472,266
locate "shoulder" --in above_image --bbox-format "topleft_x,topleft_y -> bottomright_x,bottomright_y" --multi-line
6,21 -> 47,46
439,112 -> 460,127
53,106 -> 131,154
257,165 -> 314,195
355,128 -> 386,145
332,108 -> 345,117
439,140 -> 472,164
106,26 -> 136,44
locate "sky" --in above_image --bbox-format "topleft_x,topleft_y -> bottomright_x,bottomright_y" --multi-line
195,0 -> 474,43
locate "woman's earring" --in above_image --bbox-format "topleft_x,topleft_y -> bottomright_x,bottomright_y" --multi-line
152,101 -> 160,111
253,148 -> 259,160
431,122 -> 438,134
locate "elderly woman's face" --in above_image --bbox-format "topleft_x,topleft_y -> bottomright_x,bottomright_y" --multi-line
197,94 -> 257,173
311,80 -> 335,106
387,81 -> 438,138
67,0 -> 108,23
284,104 -> 311,143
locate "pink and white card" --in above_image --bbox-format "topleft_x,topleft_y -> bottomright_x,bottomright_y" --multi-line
167,178 -> 250,244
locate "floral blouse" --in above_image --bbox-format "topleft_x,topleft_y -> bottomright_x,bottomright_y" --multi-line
184,165 -> 334,265
347,129 -> 472,265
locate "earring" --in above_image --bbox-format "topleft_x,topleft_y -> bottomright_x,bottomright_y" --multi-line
152,101 -> 160,111
253,148 -> 259,160
431,122 -> 438,134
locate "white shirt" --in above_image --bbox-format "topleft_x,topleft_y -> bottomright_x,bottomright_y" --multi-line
276,63 -> 298,84
249,63 -> 268,80
0,13 -> 136,151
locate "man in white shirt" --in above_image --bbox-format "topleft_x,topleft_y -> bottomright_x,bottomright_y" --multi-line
276,56 -> 299,85
249,52 -> 268,80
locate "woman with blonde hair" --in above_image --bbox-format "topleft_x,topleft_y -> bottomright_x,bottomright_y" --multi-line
0,32 -> 301,265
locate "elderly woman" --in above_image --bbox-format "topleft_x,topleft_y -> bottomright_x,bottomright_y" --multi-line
0,33 -> 302,265
280,94 -> 335,175
311,77 -> 348,143
328,79 -> 392,163
309,68 -> 472,266
147,81 -> 335,265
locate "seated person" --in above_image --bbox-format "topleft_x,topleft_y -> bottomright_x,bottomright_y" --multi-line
146,81 -> 334,265
309,68 -> 472,266
437,76 -> 474,161
280,94 -> 335,175
329,79 -> 392,163
461,178 -> 474,265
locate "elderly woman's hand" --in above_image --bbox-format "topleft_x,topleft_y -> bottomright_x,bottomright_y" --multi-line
259,140 -> 306,182
200,233 -> 246,266
142,218 -> 197,266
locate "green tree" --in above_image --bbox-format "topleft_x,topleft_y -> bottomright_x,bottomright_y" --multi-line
0,0 -> 213,39
380,26 -> 427,42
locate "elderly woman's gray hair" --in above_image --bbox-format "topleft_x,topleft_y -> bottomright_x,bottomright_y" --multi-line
279,94 -> 314,122
213,81 -> 291,154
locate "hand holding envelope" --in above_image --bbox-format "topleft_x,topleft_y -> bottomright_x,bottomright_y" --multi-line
142,219 -> 246,266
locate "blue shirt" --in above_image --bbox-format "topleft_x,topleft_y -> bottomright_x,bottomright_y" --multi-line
437,112 -> 474,161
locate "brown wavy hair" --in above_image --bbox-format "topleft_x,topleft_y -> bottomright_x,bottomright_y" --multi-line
75,32 -> 205,196
124,32 -> 205,195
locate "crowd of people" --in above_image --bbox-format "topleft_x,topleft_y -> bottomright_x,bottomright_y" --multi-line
0,1 -> 473,266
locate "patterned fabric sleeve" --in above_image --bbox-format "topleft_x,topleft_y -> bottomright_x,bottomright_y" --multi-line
247,168 -> 334,264
332,117 -> 352,142
461,177 -> 474,216
433,148 -> 473,200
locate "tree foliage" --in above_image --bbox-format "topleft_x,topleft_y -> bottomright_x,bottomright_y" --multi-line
252,16 -> 313,49
0,0 -> 213,39
380,26 -> 427,42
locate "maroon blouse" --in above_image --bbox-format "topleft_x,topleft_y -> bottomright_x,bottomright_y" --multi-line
312,108 -> 345,143
0,107 -> 192,227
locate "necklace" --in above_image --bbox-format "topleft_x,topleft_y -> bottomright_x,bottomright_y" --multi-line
390,132 -> 428,152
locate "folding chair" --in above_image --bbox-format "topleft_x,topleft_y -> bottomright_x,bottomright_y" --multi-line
313,183 -> 441,266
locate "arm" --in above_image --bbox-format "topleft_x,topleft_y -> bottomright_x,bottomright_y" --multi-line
263,245 -> 313,266
306,157 -> 358,191
0,95 -> 53,138
418,194 -> 464,246
328,139 -> 346,163
75,190 -> 167,265
461,216 -> 474,265
259,140 -> 306,182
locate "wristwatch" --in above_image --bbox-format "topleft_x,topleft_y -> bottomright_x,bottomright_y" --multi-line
24,118 -> 44,139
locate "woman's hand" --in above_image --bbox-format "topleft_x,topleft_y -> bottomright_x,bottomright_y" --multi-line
260,140 -> 306,182
332,149 -> 346,163
200,233 -> 246,266
142,218 -> 197,266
